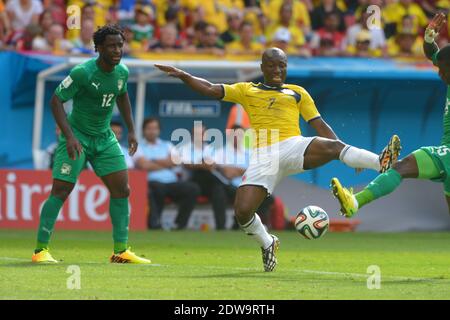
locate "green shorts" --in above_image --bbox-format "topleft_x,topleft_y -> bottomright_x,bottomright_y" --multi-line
417,146 -> 450,195
52,126 -> 127,183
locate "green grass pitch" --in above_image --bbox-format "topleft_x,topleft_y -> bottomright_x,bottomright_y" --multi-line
0,230 -> 449,300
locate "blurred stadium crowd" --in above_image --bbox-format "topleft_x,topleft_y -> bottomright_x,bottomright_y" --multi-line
0,0 -> 448,59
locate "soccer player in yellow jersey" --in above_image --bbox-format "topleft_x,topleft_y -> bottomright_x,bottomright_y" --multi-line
155,48 -> 401,272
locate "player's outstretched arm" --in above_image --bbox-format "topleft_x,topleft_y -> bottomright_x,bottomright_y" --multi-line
50,94 -> 82,160
154,64 -> 224,99
423,12 -> 446,60
116,92 -> 138,156
308,117 -> 339,140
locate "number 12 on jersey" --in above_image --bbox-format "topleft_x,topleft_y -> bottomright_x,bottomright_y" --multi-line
102,94 -> 114,107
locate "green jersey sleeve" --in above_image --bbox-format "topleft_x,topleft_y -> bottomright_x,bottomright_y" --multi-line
55,66 -> 88,102
118,64 -> 129,96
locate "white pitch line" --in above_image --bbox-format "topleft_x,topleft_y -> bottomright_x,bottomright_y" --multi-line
0,257 -> 29,262
198,265 -> 447,282
1,257 -> 446,282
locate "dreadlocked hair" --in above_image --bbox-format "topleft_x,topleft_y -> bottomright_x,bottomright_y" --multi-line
93,24 -> 125,52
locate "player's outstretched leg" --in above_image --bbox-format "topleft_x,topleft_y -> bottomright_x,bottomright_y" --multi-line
304,135 -> 401,173
32,179 -> 75,263
331,149 -> 439,217
234,185 -> 280,272
101,170 -> 151,264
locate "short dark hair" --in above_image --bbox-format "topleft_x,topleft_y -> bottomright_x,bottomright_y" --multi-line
142,117 -> 160,130
93,24 -> 125,52
437,45 -> 450,63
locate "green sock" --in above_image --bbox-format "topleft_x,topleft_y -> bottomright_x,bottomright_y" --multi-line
36,195 -> 64,251
355,189 -> 375,208
110,197 -> 130,254
355,169 -> 403,209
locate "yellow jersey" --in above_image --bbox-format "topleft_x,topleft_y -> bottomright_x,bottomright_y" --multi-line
262,0 -> 311,28
383,3 -> 428,33
222,82 -> 320,148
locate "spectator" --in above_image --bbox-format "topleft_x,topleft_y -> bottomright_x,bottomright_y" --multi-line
226,21 -> 263,55
135,117 -> 200,230
6,0 -> 43,34
43,0 -> 66,27
270,27 -> 293,54
311,12 -> 345,56
202,0 -> 244,34
154,0 -> 198,30
66,2 -> 96,41
220,9 -> 243,45
177,123 -> 229,230
195,23 -> 225,56
38,9 -> 53,36
310,0 -> 345,32
71,18 -> 95,55
266,3 -> 309,56
158,5 -> 189,47
0,0 -> 10,46
343,5 -> 387,57
67,0 -> 111,32
149,23 -> 182,52
130,4 -> 155,51
122,24 -> 142,55
383,0 -> 428,38
263,0 -> 312,39
110,120 -> 135,169
117,0 -> 137,25
387,28 -> 423,58
186,20 -> 207,47
16,22 -> 40,50
346,29 -> 382,57
32,23 -> 73,54
241,2 -> 269,43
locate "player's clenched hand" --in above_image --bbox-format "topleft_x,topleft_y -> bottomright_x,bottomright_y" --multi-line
128,132 -> 138,156
154,64 -> 186,78
425,12 -> 446,43
66,137 -> 83,160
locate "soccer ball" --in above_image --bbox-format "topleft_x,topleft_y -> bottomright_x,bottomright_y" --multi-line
295,206 -> 329,240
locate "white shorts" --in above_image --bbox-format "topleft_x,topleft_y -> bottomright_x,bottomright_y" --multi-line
240,136 -> 316,194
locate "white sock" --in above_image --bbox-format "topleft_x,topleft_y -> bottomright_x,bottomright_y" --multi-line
339,145 -> 380,172
240,213 -> 273,249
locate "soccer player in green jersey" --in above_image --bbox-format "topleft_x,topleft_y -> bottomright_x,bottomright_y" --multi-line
32,25 -> 151,264
331,13 -> 450,218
